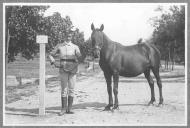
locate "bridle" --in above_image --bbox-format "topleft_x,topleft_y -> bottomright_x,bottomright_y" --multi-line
93,30 -> 104,52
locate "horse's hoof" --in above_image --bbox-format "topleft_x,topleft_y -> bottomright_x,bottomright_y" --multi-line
148,103 -> 154,106
113,105 -> 119,110
103,107 -> 111,111
148,100 -> 155,106
58,111 -> 65,116
111,107 -> 119,113
157,103 -> 164,107
103,108 -> 111,111
66,111 -> 74,114
110,109 -> 114,113
103,105 -> 113,111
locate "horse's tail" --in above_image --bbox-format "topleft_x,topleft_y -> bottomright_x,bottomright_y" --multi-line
149,43 -> 161,57
147,43 -> 162,68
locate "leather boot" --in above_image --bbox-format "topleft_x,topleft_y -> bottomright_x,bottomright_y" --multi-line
67,96 -> 74,114
59,97 -> 67,116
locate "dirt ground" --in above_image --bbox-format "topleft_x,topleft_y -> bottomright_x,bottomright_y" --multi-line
4,66 -> 186,126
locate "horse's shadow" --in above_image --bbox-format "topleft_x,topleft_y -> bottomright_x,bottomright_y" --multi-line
5,102 -> 107,116
5,102 -> 150,117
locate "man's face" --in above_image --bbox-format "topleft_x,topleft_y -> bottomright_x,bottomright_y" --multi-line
67,35 -> 72,41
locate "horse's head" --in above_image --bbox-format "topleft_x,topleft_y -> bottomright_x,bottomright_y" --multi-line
91,23 -> 104,58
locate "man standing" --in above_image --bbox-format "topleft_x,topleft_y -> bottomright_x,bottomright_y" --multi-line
49,33 -> 81,115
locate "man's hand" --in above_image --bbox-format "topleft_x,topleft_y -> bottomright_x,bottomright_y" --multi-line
48,55 -> 55,65
50,61 -> 55,65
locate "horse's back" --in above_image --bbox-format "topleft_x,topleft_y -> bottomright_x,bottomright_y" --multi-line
105,43 -> 148,76
99,41 -> 161,76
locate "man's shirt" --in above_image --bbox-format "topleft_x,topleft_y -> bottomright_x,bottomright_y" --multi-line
49,41 -> 81,73
50,41 -> 81,60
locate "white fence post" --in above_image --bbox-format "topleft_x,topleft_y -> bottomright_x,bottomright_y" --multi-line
36,35 -> 48,116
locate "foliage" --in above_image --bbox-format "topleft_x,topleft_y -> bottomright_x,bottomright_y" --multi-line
72,35 -> 93,61
72,28 -> 85,61
43,13 -> 87,62
42,12 -> 74,52
150,5 -> 185,63
6,6 -> 49,62
6,6 -> 87,63
84,38 -> 93,57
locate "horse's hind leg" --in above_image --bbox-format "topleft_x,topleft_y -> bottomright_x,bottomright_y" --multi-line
152,68 -> 164,105
144,69 -> 156,105
103,72 -> 113,111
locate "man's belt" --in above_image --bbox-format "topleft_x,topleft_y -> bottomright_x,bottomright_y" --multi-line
60,59 -> 76,62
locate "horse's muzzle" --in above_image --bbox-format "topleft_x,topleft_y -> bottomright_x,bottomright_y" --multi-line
93,50 -> 100,58
94,54 -> 99,58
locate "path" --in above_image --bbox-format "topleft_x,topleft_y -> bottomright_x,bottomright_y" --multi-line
5,70 -> 186,126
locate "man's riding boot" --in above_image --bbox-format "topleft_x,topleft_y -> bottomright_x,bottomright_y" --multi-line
59,97 -> 67,116
67,96 -> 74,114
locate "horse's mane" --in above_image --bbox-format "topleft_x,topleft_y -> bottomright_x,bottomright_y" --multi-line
102,32 -> 111,41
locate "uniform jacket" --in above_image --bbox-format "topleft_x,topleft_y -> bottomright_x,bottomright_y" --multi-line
49,41 -> 81,73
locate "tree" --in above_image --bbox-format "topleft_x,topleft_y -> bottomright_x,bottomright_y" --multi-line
6,6 -> 49,62
84,38 -> 93,57
43,12 -> 86,62
6,7 -> 86,63
150,5 -> 185,69
42,12 -> 74,53
72,28 -> 86,61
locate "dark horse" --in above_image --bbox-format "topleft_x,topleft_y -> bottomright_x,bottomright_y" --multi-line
90,23 -> 163,111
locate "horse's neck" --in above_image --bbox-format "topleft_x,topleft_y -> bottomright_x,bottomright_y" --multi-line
102,33 -> 114,49
101,33 -> 115,57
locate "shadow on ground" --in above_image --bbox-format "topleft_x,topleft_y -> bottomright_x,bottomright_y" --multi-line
5,102 -> 154,117
5,102 -> 107,116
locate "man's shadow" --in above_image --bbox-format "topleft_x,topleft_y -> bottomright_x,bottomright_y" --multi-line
5,102 -> 107,116
5,102 -> 149,117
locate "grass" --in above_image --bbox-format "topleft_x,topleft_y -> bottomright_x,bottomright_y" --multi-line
6,57 -> 89,78
5,56 -> 100,104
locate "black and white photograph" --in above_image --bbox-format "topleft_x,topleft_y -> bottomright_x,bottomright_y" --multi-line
3,2 -> 187,126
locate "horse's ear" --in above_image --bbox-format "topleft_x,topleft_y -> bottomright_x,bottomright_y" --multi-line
91,23 -> 95,31
137,38 -> 143,44
100,24 -> 104,31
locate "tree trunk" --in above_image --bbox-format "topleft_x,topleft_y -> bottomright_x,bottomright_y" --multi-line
6,29 -> 10,64
165,55 -> 169,70
169,47 -> 171,70
93,59 -> 95,71
5,29 -> 10,87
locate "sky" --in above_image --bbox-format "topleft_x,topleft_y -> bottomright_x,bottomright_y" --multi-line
44,3 -> 178,46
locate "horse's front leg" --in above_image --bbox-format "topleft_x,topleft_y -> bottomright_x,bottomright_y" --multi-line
104,72 -> 113,111
113,73 -> 119,110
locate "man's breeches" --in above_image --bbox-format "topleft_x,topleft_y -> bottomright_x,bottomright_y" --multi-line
59,72 -> 76,97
